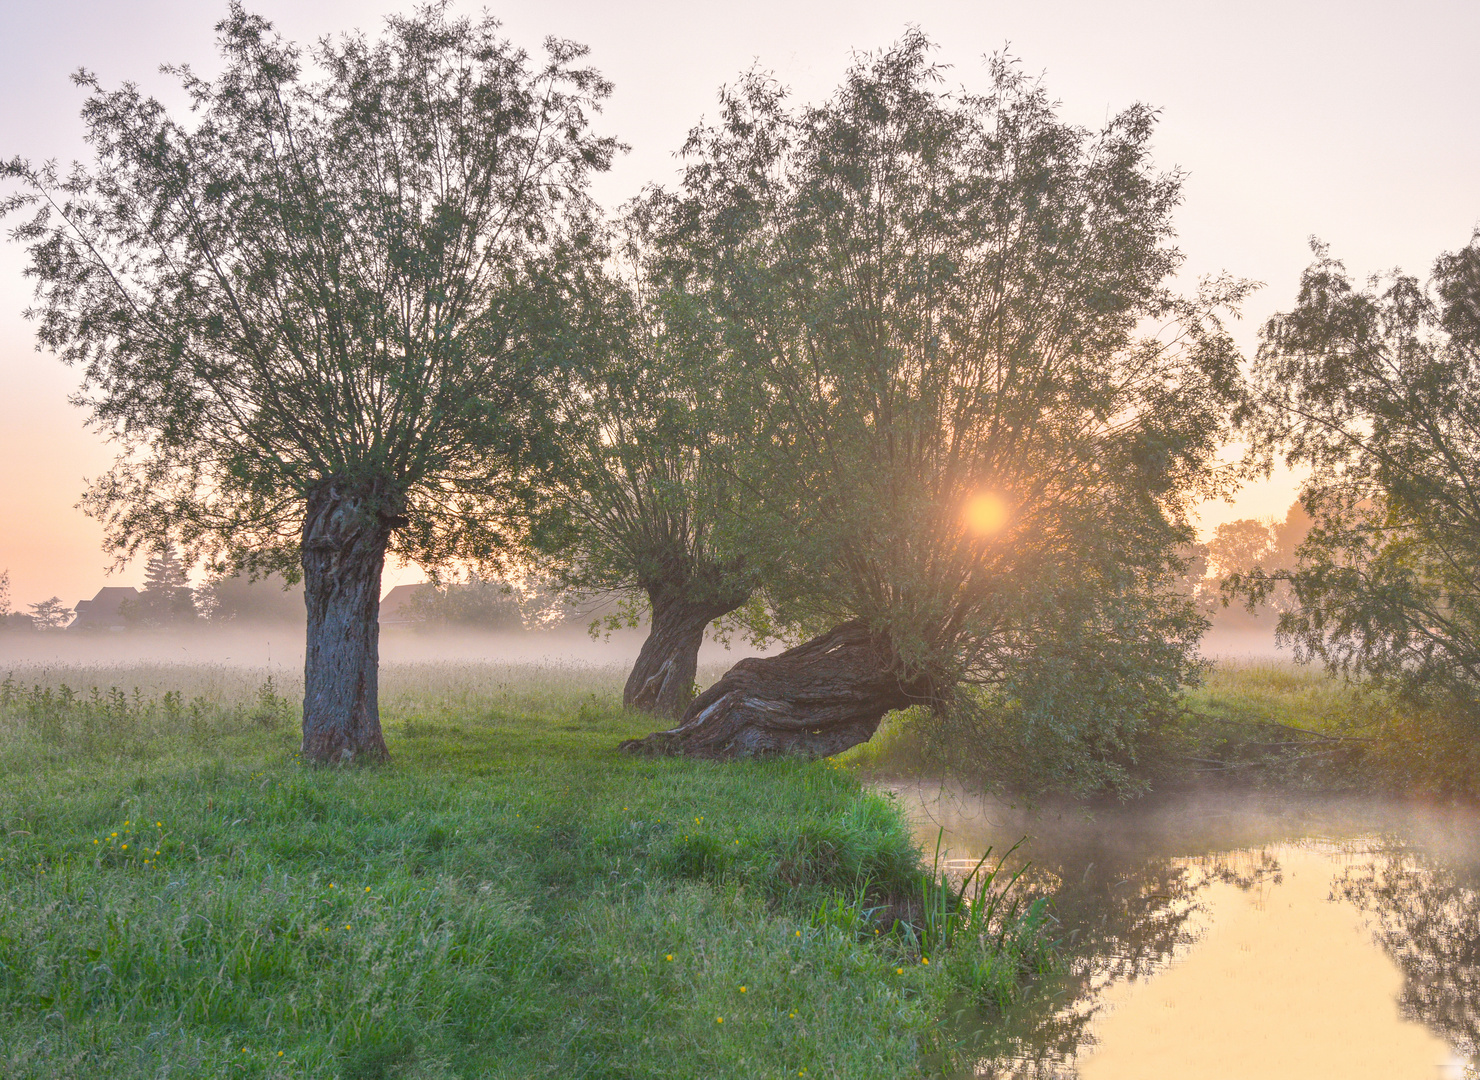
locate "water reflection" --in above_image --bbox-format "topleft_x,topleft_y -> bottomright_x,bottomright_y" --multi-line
1337,845 -> 1480,1067
884,784 -> 1480,1079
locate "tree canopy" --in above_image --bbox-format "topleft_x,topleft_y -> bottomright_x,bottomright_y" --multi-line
2,2 -> 617,760
529,212 -> 764,718
1241,236 -> 1480,712
623,36 -> 1252,783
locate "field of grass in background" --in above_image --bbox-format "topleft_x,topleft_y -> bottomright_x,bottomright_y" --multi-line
0,662 -> 1052,1080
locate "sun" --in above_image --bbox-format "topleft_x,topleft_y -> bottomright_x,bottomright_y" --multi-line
963,492 -> 1009,536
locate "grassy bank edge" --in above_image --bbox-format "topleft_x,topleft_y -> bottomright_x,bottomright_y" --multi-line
0,666 -> 1051,1080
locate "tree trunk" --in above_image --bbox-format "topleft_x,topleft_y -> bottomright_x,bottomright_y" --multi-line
623,594 -> 733,721
619,619 -> 924,759
300,478 -> 405,765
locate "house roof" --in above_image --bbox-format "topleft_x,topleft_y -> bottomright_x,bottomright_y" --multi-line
69,586 -> 139,630
379,583 -> 433,625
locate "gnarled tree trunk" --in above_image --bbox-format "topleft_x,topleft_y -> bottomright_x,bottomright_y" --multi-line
300,478 -> 405,765
619,619 -> 924,758
623,593 -> 736,721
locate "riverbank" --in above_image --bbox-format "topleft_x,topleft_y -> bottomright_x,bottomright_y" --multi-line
846,659 -> 1480,802
0,662 -> 1048,1079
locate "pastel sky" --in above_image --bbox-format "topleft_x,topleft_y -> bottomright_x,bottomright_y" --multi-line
1,0 -> 1476,608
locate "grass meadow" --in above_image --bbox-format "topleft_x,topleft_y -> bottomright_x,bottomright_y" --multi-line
0,661 -> 1051,1080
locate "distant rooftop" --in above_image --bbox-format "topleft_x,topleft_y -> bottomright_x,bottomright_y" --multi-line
69,586 -> 138,632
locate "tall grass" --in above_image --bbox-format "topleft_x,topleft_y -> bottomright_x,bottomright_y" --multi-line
0,661 -> 1051,1079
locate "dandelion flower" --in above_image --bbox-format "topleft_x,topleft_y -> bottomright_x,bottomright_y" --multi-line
740,986 -> 747,993
329,883 -> 336,889
278,1051 -> 284,1057
715,1016 -> 723,1024
93,840 -> 98,845
789,1012 -> 797,1019
795,930 -> 801,937
665,954 -> 674,962
896,967 -> 904,975
121,845 -> 127,851
110,833 -> 117,838
365,886 -> 372,893
921,957 -> 930,965
345,924 -> 351,930
156,822 -> 162,827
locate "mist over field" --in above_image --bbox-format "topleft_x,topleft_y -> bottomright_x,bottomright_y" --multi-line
0,622 -> 775,686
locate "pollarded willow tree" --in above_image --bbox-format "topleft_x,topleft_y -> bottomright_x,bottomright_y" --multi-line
1238,237 -> 1480,711
1,3 -> 617,762
531,212 -> 761,721
622,37 -> 1251,780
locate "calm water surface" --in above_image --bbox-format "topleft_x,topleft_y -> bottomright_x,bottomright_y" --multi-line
883,784 -> 1480,1080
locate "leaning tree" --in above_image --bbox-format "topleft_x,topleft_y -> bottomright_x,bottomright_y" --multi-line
622,37 -> 1251,777
530,210 -> 763,721
1238,236 -> 1480,712
1,3 -> 616,762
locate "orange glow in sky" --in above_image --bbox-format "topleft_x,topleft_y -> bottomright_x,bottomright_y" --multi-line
963,493 -> 1010,536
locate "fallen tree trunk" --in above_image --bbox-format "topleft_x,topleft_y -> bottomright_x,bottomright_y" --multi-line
619,619 -> 924,758
623,594 -> 736,721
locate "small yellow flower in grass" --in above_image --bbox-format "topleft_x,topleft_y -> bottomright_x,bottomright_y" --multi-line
795,930 -> 801,937
665,954 -> 674,962
715,1016 -> 723,1024
896,967 -> 904,975
365,886 -> 371,893
121,845 -> 127,851
156,822 -> 162,828
93,840 -> 98,845
329,883 -> 335,889
124,821 -> 129,827
739,986 -> 747,993
921,957 -> 929,965
789,1011 -> 797,1019
110,833 -> 117,838
345,924 -> 351,930
278,1051 -> 283,1057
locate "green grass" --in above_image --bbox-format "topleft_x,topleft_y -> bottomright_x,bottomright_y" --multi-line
1182,659 -> 1377,733
0,663 -> 1049,1079
846,659 -> 1480,799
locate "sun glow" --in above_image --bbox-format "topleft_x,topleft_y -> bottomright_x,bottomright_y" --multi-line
963,492 -> 1010,536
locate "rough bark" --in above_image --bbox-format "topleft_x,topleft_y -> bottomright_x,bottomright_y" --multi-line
300,478 -> 405,765
619,619 -> 924,758
623,593 -> 736,721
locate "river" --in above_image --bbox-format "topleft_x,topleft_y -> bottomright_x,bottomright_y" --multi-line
884,783 -> 1480,1079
